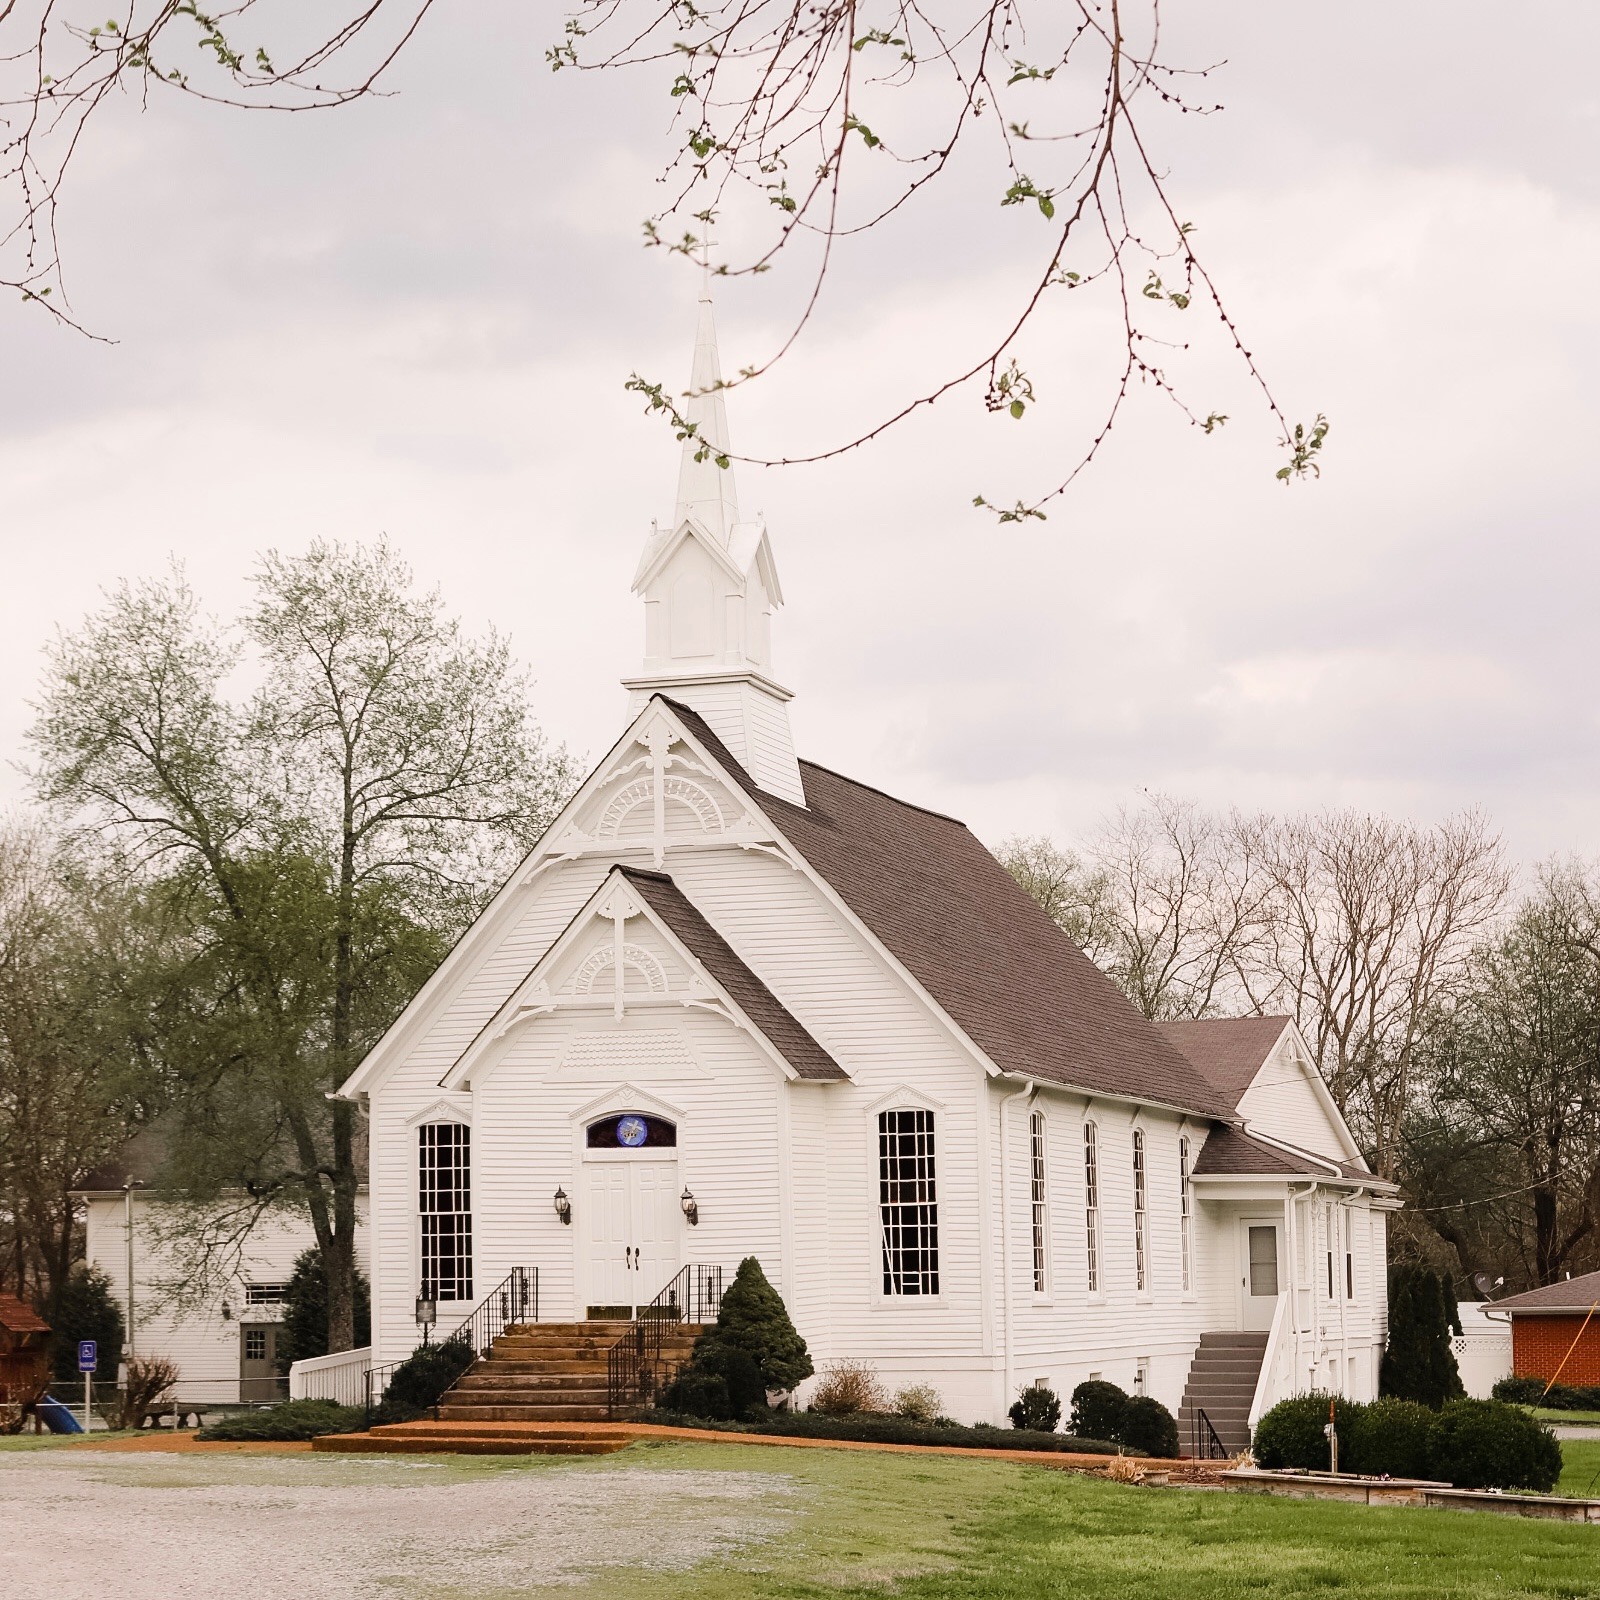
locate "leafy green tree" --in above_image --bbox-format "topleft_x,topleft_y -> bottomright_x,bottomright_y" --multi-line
30,542 -> 578,1349
276,1248 -> 371,1370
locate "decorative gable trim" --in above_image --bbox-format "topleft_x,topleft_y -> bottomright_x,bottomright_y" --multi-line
569,1082 -> 687,1125
404,1097 -> 472,1129
861,1083 -> 948,1119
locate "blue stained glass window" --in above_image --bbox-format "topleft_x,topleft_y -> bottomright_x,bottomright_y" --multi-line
586,1114 -> 677,1149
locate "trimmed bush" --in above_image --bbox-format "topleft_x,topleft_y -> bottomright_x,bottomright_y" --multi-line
661,1341 -> 766,1421
1426,1398 -> 1562,1492
1070,1380 -> 1129,1444
378,1337 -> 475,1419
644,1407 -> 1119,1454
1380,1266 -> 1464,1409
696,1257 -> 813,1393
1345,1397 -> 1435,1479
1009,1384 -> 1062,1433
1492,1375 -> 1600,1412
198,1399 -> 368,1442
1253,1393 -> 1367,1473
660,1368 -> 730,1421
1120,1395 -> 1180,1460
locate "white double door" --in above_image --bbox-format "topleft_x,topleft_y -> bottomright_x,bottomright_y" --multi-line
582,1159 -> 681,1315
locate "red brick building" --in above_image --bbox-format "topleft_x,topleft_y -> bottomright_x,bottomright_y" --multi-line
1496,1270 -> 1600,1386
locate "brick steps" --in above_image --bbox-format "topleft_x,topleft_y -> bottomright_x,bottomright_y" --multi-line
1178,1332 -> 1269,1458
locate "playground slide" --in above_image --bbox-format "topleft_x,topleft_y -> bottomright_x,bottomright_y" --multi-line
35,1394 -> 85,1434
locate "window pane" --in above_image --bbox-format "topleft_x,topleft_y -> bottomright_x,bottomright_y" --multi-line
879,1109 -> 939,1295
1248,1225 -> 1279,1297
1030,1112 -> 1047,1294
420,1122 -> 474,1301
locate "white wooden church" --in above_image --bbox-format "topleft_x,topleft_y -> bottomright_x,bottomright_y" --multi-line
330,295 -> 1398,1446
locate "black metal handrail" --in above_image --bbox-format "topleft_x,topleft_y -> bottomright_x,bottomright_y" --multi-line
441,1266 -> 538,1362
606,1264 -> 724,1418
1191,1406 -> 1229,1460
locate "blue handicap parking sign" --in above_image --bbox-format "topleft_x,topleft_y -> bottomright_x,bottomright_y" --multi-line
77,1340 -> 97,1373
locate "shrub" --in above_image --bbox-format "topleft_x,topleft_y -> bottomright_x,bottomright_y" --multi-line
661,1341 -> 767,1421
1345,1397 -> 1435,1479
1253,1393 -> 1367,1473
1119,1395 -> 1180,1459
643,1407 -> 1120,1454
1380,1266 -> 1464,1409
276,1248 -> 372,1371
1492,1375 -> 1600,1412
43,1265 -> 124,1386
1426,1398 -> 1562,1492
811,1360 -> 887,1416
198,1399 -> 368,1442
114,1355 -> 179,1431
378,1338 -> 475,1419
1070,1380 -> 1129,1444
695,1257 -> 812,1393
660,1368 -> 732,1421
1009,1384 -> 1062,1433
893,1383 -> 943,1423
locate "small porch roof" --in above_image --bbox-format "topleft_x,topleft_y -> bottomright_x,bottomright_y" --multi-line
1192,1126 -> 1396,1189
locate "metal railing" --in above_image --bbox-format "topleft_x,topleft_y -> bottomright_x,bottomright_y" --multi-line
1191,1406 -> 1229,1461
606,1264 -> 723,1419
441,1266 -> 538,1362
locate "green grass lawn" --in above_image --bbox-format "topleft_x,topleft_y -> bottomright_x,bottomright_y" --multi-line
578,1441 -> 1600,1600
1532,1407 -> 1600,1427
1557,1438 -> 1600,1498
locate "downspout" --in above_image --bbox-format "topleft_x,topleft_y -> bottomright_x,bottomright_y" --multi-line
1287,1183 -> 1319,1385
998,1081 -> 1034,1420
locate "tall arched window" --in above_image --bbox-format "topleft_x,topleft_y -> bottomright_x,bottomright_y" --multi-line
1083,1121 -> 1100,1294
1030,1111 -> 1049,1295
1132,1129 -> 1148,1293
419,1122 -> 473,1302
879,1109 -> 939,1295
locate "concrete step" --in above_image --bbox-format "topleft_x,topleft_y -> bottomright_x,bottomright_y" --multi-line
437,1403 -> 618,1422
453,1373 -> 611,1393
315,1432 -> 631,1456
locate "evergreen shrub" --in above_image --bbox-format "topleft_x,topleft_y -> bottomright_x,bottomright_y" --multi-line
1008,1384 -> 1062,1432
43,1265 -> 124,1385
1426,1399 -> 1562,1492
1345,1397 -> 1435,1479
1492,1375 -> 1600,1412
1253,1394 -> 1367,1473
198,1399 -> 368,1442
643,1408 -> 1119,1454
276,1248 -> 373,1371
1070,1380 -> 1129,1443
378,1338 -> 475,1419
1379,1266 -> 1464,1408
1120,1395 -> 1180,1459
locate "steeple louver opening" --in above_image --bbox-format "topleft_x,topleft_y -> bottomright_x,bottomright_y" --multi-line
623,288 -> 806,805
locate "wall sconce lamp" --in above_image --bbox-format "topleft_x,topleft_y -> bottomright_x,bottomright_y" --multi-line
220,1302 -> 233,1323
680,1187 -> 699,1226
415,1294 -> 437,1346
553,1186 -> 572,1225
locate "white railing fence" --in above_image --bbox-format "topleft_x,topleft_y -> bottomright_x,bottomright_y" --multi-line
289,1346 -> 373,1406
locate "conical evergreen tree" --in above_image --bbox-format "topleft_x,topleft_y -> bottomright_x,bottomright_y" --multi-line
1380,1266 -> 1464,1408
695,1256 -> 813,1391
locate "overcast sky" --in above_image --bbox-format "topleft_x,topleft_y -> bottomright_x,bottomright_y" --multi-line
4,2 -> 1598,867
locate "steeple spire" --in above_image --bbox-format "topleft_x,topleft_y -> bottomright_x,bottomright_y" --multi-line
673,281 -> 741,544
623,285 -> 806,806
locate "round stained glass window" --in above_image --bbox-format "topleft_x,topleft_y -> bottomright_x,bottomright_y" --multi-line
616,1115 -> 649,1148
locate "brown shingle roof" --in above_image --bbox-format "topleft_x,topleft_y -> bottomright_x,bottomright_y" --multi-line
1493,1270 -> 1600,1313
664,701 -> 1233,1117
0,1294 -> 50,1335
620,867 -> 846,1082
1157,1017 -> 1293,1110
1192,1126 -> 1384,1185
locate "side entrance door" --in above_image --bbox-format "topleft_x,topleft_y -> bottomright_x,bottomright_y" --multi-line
239,1323 -> 280,1402
582,1159 -> 680,1317
1238,1218 -> 1282,1331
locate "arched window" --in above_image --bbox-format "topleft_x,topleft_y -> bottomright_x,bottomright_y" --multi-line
585,1113 -> 678,1150
879,1109 -> 939,1295
1083,1121 -> 1100,1294
1030,1111 -> 1048,1295
419,1122 -> 472,1303
1132,1129 -> 1148,1293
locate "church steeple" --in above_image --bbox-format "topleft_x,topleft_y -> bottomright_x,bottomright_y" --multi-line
623,291 -> 805,806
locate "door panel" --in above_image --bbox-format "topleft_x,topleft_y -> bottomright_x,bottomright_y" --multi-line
1239,1219 -> 1282,1330
583,1165 -> 632,1313
239,1324 -> 279,1402
631,1162 -> 681,1306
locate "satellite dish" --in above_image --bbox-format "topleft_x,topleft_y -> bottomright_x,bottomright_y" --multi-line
1472,1273 -> 1494,1297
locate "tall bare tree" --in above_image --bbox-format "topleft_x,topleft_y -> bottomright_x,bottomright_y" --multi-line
995,834 -> 1118,962
30,542 -> 579,1348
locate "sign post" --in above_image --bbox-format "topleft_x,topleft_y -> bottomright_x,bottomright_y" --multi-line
77,1340 -> 97,1432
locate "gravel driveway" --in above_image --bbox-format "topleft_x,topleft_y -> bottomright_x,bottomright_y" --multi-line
0,1449 -> 803,1600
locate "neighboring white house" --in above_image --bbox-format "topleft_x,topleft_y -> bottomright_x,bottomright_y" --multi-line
324,290 -> 1399,1447
75,1134 -> 369,1407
